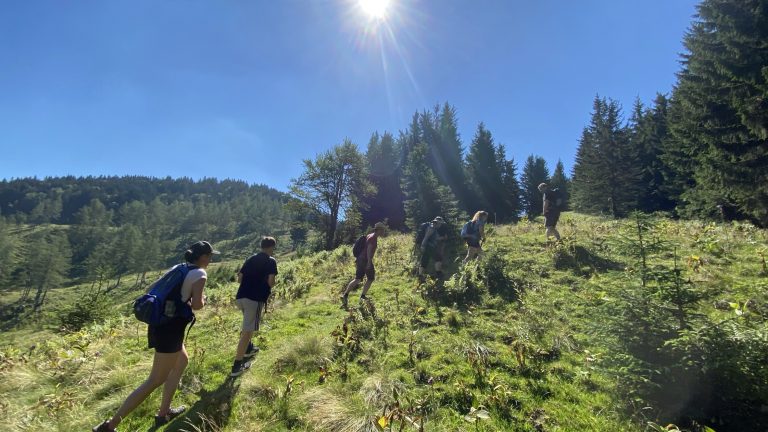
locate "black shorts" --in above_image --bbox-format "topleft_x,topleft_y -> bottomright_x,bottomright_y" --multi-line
465,237 -> 481,248
355,258 -> 375,281
148,317 -> 190,353
544,212 -> 560,228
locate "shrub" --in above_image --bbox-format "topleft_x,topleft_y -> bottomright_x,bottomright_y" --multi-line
59,292 -> 111,331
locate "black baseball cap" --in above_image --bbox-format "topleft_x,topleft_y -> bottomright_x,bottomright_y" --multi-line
189,241 -> 220,255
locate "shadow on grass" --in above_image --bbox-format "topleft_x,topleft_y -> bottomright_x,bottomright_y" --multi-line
161,376 -> 241,432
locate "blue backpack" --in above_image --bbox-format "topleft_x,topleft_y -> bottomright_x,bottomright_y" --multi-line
133,264 -> 196,326
461,221 -> 478,238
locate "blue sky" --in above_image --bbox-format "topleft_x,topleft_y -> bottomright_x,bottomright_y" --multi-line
0,0 -> 698,190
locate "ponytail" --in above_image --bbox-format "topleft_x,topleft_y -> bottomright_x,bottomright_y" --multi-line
184,249 -> 197,263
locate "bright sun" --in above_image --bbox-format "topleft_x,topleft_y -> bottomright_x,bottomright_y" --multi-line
358,0 -> 390,19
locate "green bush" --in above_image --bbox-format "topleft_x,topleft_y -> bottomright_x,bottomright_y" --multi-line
59,292 -> 111,331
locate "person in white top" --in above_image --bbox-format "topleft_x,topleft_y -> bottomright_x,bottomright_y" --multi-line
93,241 -> 218,432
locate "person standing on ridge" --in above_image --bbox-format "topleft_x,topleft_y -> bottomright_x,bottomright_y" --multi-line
418,216 -> 447,280
341,222 -> 386,308
93,241 -> 218,432
538,182 -> 562,241
230,236 -> 278,377
461,211 -> 489,263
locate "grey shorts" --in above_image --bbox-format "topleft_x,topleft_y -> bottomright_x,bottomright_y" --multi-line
236,298 -> 266,332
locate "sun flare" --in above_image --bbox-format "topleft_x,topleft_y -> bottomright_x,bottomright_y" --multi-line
358,0 -> 390,20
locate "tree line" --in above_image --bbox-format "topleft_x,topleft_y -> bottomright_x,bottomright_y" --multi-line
0,176 -> 290,312
290,0 -> 768,249
289,103 -> 573,250
572,0 -> 767,226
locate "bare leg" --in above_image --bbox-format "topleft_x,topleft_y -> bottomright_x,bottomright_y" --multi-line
235,330 -> 255,361
158,346 -> 189,416
108,351 -> 180,429
360,279 -> 374,297
463,247 -> 479,263
342,278 -> 360,296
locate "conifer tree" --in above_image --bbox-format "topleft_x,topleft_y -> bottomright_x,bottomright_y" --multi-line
549,159 -> 571,211
520,155 -> 550,219
496,145 -> 522,222
664,0 -> 768,226
437,103 -> 470,207
629,95 -> 675,213
465,123 -> 504,213
401,142 -> 463,230
362,132 -> 406,230
571,96 -> 643,217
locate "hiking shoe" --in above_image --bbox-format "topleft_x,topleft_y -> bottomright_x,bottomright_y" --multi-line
360,295 -> 369,302
244,342 -> 259,360
155,406 -> 186,426
230,360 -> 251,377
92,420 -> 117,432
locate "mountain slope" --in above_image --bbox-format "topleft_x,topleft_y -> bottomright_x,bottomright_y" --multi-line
1,213 -> 766,431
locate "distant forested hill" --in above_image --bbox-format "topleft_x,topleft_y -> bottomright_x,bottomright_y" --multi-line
0,176 -> 286,225
0,176 -> 291,312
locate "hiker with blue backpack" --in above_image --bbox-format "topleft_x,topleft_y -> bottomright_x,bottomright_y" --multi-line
417,216 -> 448,280
93,241 -> 218,432
341,222 -> 386,308
230,236 -> 278,377
461,211 -> 489,263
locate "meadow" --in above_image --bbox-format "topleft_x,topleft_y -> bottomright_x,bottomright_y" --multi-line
1,213 -> 766,431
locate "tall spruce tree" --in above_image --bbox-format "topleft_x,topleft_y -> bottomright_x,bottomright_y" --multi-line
630,95 -> 676,213
437,103 -> 470,208
520,155 -> 550,219
401,142 -> 463,230
571,96 -> 643,217
549,159 -> 571,211
362,132 -> 406,230
664,0 -> 768,226
496,145 -> 523,222
465,123 -> 504,214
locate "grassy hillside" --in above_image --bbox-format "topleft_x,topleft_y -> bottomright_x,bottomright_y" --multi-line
1,213 -> 766,431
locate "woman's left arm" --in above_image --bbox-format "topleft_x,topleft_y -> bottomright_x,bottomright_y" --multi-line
190,278 -> 207,310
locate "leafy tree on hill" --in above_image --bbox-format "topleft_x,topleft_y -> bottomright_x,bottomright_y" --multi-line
664,0 -> 768,226
520,155 -> 550,219
289,139 -> 375,250
549,159 -> 571,211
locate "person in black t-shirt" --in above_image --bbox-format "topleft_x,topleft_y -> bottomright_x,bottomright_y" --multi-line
230,237 -> 278,377
538,182 -> 562,241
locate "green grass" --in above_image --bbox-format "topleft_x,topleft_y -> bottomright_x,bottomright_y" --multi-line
1,213 -> 766,431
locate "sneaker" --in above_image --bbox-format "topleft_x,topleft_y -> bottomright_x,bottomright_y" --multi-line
154,406 -> 187,426
92,420 -> 117,432
244,342 -> 259,360
230,359 -> 251,377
